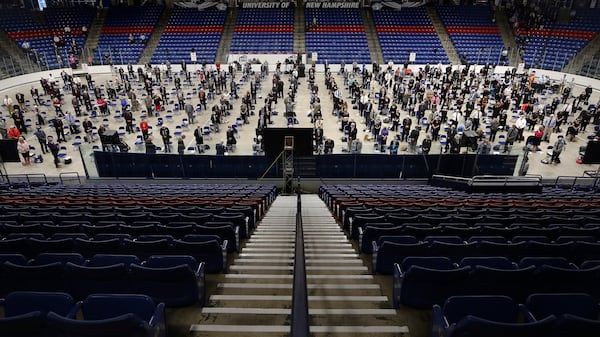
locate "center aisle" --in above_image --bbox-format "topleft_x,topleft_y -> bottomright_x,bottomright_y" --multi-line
190,194 -> 409,336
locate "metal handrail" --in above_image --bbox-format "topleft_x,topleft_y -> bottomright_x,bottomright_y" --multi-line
290,177 -> 309,337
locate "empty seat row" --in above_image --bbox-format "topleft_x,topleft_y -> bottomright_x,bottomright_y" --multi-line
1,207 -> 256,227
0,292 -> 166,337
373,240 -> 600,274
347,213 -> 599,237
432,293 -> 600,337
392,256 -> 600,308
0,254 -> 205,306
360,226 -> 600,253
0,236 -> 227,272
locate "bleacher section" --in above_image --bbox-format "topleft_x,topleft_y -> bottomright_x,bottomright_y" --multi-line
43,7 -> 96,68
0,183 -> 276,304
150,8 -> 226,65
437,5 -> 506,65
229,8 -> 294,54
0,7 -> 95,69
0,292 -> 166,337
320,184 -> 600,311
305,9 -> 371,64
519,9 -> 599,70
94,5 -> 164,65
372,8 -> 449,65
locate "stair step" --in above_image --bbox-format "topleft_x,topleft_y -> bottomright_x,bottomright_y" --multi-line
194,194 -> 403,337
241,247 -> 355,253
225,274 -> 373,280
234,259 -> 362,264
245,241 -> 352,247
201,307 -> 397,315
239,253 -> 359,258
210,295 -> 387,301
191,324 -> 408,334
229,265 -> 368,271
217,283 -> 379,290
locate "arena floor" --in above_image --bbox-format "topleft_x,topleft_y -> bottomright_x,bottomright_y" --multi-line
1,64 -> 598,182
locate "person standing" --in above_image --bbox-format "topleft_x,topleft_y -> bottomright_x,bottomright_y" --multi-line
8,125 -> 21,140
122,110 -> 134,134
17,136 -> 31,166
11,108 -> 26,134
51,116 -> 66,142
15,92 -> 27,112
145,136 -> 157,154
409,127 -> 420,153
194,125 -> 204,153
421,134 -> 432,154
550,135 -> 566,164
177,135 -> 186,155
489,117 -> 500,142
47,136 -> 61,168
515,114 -> 527,142
504,124 -> 518,153
82,118 -> 93,143
140,120 -> 149,140
184,102 -> 195,124
34,127 -> 48,154
159,126 -> 171,153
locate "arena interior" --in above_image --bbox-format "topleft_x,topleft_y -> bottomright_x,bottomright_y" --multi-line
0,0 -> 600,336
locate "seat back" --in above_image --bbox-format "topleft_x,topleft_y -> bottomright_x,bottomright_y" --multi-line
552,313 -> 600,337
47,311 -> 151,337
4,291 -> 74,317
88,254 -> 141,268
0,311 -> 46,337
145,255 -> 199,271
33,253 -> 86,266
64,262 -> 130,300
399,266 -> 471,309
519,257 -> 574,270
81,294 -> 157,321
451,315 -> 556,337
443,295 -> 519,325
2,262 -> 66,294
525,293 -> 598,320
129,264 -> 199,307
400,256 -> 455,273
459,256 -> 516,269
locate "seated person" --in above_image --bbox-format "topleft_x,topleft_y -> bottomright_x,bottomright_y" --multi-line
566,123 -> 579,142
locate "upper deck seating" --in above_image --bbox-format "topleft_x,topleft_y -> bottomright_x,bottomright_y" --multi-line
372,7 -> 449,65
305,9 -> 371,64
151,7 -> 226,64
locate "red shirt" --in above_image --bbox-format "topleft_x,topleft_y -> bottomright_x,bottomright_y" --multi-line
8,127 -> 20,139
140,121 -> 149,132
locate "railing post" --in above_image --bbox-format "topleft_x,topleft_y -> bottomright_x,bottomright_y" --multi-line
291,176 -> 309,337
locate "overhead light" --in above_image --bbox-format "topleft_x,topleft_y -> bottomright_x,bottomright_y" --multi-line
216,3 -> 227,10
372,3 -> 383,10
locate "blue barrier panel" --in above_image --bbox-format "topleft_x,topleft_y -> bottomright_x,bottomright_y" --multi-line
94,152 -> 517,179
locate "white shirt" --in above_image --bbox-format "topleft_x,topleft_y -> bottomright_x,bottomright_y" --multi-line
516,116 -> 527,129
360,94 -> 369,105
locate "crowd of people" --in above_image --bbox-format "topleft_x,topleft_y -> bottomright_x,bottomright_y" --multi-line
1,54 -> 598,172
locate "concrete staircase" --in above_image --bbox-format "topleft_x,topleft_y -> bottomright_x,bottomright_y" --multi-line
215,7 -> 238,64
425,6 -> 461,65
139,7 -> 173,65
0,30 -> 38,76
361,8 -> 384,65
563,34 -> 600,74
190,195 -> 409,337
494,9 -> 521,66
81,8 -> 108,64
294,1 -> 306,54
